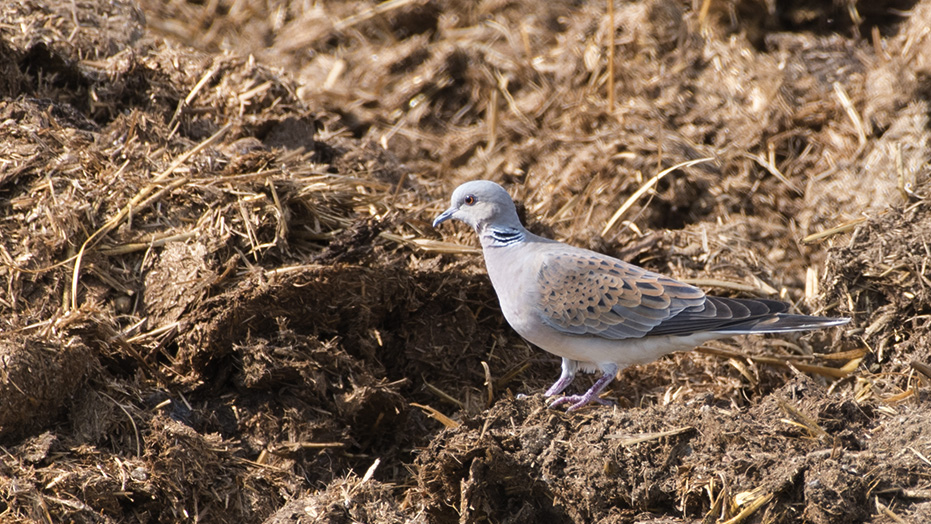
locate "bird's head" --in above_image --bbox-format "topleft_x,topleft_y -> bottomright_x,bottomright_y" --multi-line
432,180 -> 523,232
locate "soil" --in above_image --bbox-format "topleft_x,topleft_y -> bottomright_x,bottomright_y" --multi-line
1,0 -> 930,523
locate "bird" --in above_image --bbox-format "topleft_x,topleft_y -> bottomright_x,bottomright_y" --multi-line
432,180 -> 850,411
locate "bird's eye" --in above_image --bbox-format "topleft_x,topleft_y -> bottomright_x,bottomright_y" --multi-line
464,195 -> 475,205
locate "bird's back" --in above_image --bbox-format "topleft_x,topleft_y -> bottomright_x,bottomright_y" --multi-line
485,236 -> 847,346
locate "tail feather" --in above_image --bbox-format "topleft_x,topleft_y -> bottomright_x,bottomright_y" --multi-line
718,313 -> 851,334
647,296 -> 850,337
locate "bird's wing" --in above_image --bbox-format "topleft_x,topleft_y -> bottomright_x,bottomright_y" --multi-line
535,248 -> 805,339
535,248 -> 708,339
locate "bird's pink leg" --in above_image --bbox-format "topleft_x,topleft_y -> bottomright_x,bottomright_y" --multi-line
544,358 -> 578,396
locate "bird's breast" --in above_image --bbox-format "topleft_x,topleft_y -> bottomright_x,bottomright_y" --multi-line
482,246 -> 541,335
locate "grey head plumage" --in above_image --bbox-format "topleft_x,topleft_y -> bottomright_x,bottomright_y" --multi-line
433,180 -> 524,233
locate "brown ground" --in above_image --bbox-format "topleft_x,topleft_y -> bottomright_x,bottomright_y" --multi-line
1,0 -> 930,522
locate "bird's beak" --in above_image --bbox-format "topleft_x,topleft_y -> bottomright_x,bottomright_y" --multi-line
432,207 -> 455,228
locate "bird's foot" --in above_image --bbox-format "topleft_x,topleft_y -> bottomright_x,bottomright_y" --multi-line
548,393 -> 613,412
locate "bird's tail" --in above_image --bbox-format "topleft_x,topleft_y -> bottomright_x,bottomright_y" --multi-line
718,313 -> 851,335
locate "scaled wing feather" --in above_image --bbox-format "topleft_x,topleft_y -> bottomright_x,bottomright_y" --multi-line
536,250 -> 706,340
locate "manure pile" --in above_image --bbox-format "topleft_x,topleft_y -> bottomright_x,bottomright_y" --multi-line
1,1 -> 929,522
